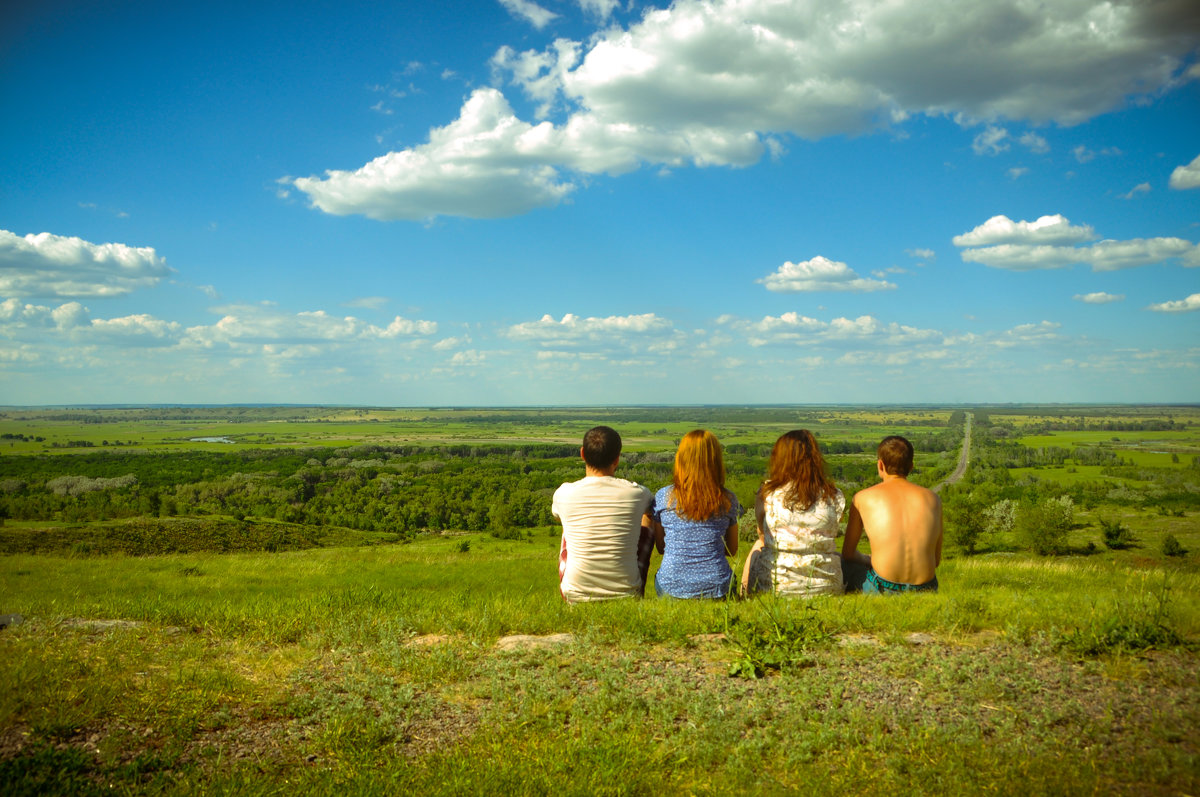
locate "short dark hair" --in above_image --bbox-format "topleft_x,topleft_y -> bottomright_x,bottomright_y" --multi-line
582,426 -> 621,469
878,435 -> 914,476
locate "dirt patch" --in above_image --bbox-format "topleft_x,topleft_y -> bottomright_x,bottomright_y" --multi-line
406,634 -> 456,648
59,618 -> 144,631
494,633 -> 575,651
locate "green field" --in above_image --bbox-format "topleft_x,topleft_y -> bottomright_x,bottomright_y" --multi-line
1,405 -> 1197,794
1,534 -> 1197,795
0,406 -> 958,454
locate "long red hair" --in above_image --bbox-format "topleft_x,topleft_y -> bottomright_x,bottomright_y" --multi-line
671,429 -> 731,520
761,429 -> 837,510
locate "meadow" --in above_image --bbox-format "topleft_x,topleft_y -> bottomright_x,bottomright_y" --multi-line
0,405 -> 1197,795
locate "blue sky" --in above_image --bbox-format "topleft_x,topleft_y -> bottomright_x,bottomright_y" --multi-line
2,0 -> 1198,406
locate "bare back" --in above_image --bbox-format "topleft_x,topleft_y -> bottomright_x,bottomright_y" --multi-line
843,476 -> 942,585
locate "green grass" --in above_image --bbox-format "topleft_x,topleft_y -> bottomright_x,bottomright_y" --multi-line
1,533 -> 1197,795
1,404 -> 1196,793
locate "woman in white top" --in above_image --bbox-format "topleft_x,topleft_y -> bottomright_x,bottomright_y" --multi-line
742,429 -> 846,597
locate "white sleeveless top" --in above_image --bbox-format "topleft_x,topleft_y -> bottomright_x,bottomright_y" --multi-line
748,487 -> 845,597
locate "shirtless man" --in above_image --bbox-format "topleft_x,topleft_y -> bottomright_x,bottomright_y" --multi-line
841,435 -> 942,593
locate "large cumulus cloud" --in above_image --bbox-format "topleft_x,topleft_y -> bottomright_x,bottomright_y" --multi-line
293,0 -> 1200,221
0,230 -> 172,298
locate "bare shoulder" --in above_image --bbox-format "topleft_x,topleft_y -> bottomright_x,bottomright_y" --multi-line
852,482 -> 883,504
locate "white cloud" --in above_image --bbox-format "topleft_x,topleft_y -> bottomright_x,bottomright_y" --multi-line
344,296 -> 389,310
1119,182 -> 1150,199
506,312 -> 674,347
1018,132 -> 1049,154
51,301 -> 91,330
727,312 -> 939,348
433,336 -> 470,351
993,320 -> 1064,348
448,349 -> 486,366
0,299 -> 182,347
293,90 -> 576,221
88,314 -> 183,345
1074,292 -> 1124,304
972,125 -> 1009,155
1007,167 -> 1029,179
184,305 -> 436,348
1084,238 -> 1198,271
906,248 -> 935,260
953,214 -> 1095,247
1073,144 -> 1121,163
575,0 -> 618,20
1148,293 -> 1200,313
491,40 -> 582,119
758,256 -> 896,293
954,214 -> 1200,272
496,0 -> 556,29
499,0 -> 558,29
0,230 -> 172,298
1169,153 -> 1200,190
296,0 -> 1200,221
961,238 -> 1199,271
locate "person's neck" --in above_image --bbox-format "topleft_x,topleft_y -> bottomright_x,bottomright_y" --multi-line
585,465 -> 617,478
881,473 -> 908,484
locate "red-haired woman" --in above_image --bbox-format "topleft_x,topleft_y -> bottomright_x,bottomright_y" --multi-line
651,430 -> 741,599
742,430 -> 845,597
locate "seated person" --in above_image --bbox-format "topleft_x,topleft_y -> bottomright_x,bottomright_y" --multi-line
841,435 -> 942,594
652,430 -> 741,599
552,426 -> 654,603
743,430 -> 845,597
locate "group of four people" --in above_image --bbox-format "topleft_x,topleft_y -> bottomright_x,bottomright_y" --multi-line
553,425 -> 942,603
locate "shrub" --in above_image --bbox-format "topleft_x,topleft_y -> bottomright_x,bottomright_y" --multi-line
983,498 -> 1017,536
1017,496 -> 1072,555
1099,518 -> 1133,550
1162,534 -> 1186,558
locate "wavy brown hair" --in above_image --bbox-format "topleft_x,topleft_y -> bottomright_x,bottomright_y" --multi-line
761,430 -> 838,510
670,429 -> 731,521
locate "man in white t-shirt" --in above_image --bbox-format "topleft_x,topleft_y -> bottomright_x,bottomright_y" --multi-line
552,426 -> 654,603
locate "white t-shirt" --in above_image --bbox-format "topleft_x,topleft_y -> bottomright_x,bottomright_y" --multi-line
552,475 -> 653,603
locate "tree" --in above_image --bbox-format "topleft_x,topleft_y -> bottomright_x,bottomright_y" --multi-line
943,493 -> 985,554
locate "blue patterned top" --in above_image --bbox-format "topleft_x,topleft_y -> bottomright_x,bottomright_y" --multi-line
653,485 -> 741,599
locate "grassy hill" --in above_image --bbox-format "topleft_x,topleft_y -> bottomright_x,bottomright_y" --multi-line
1,531 -> 1196,795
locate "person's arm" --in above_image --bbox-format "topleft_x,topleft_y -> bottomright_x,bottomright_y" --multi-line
933,495 -> 943,567
641,511 -> 656,552
841,499 -> 871,567
754,489 -> 766,544
724,517 -> 739,557
653,517 -> 666,554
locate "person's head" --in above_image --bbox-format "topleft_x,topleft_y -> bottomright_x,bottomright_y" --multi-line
671,429 -> 730,520
582,425 -> 622,471
762,429 -> 837,509
877,435 -> 914,477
